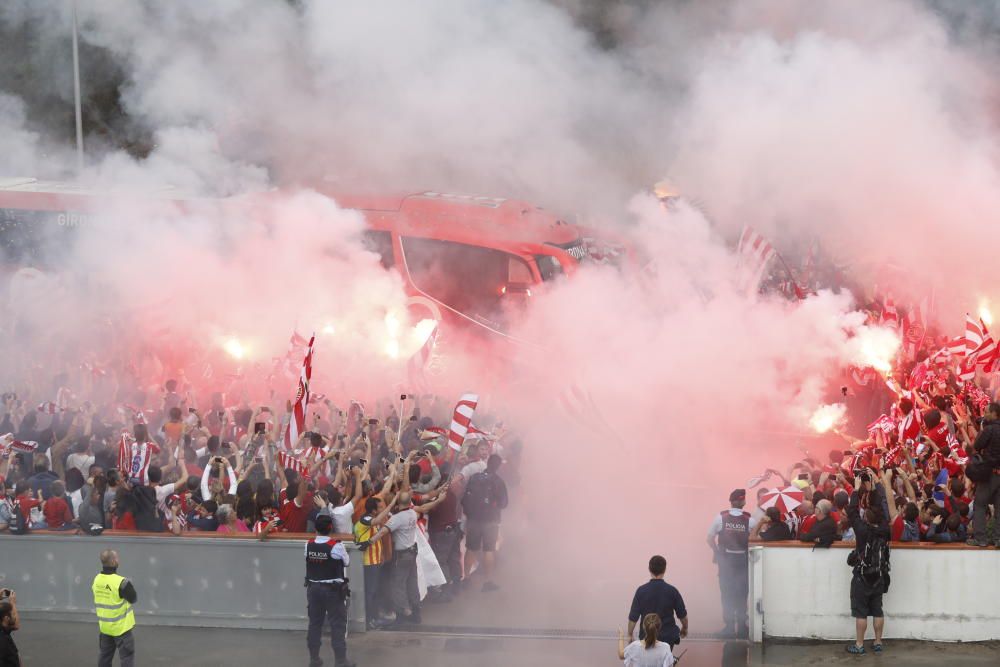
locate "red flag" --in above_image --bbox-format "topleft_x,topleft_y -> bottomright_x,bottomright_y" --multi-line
283,334 -> 315,450
447,393 -> 479,452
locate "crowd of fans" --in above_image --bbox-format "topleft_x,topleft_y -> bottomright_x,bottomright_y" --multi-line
746,345 -> 1000,548
0,378 -> 518,628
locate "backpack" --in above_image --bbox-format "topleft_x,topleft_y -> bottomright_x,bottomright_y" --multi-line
965,453 -> 993,483
461,472 -> 495,520
849,532 -> 891,591
9,497 -> 30,535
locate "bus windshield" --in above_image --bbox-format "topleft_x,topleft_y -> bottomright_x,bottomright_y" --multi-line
400,236 -> 534,332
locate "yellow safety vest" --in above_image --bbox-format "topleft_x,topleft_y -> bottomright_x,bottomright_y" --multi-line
92,572 -> 135,636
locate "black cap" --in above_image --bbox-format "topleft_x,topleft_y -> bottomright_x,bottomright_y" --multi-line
729,488 -> 746,502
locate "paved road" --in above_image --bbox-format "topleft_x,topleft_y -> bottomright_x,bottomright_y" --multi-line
13,618 -> 999,666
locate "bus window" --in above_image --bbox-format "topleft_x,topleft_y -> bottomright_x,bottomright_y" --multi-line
361,230 -> 395,270
400,236 -> 532,330
534,254 -> 564,281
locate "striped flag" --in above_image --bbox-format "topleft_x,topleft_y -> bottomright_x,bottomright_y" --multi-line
866,414 -> 896,439
447,393 -> 479,452
0,434 -> 38,454
965,314 -> 985,355
283,334 -> 315,450
881,295 -> 899,327
901,301 -> 926,359
737,226 -> 776,295
276,450 -> 308,477
958,315 -> 998,379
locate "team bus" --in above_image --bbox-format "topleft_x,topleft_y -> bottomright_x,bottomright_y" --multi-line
0,178 -> 624,360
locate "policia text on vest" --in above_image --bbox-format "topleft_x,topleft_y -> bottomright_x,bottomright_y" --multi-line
706,489 -> 755,639
305,514 -> 356,667
93,549 -> 138,667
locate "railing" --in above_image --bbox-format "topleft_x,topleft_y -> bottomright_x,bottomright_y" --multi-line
0,531 -> 367,631
748,540 -> 1000,642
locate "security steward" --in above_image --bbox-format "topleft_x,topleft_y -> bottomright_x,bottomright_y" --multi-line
706,489 -> 757,638
305,514 -> 355,667
92,549 -> 137,667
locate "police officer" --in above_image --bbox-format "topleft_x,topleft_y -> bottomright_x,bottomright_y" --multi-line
92,549 -> 137,667
706,489 -> 757,638
305,514 -> 355,667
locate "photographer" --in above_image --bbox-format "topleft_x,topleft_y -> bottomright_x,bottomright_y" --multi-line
845,469 -> 891,655
0,589 -> 19,666
968,402 -> 1000,547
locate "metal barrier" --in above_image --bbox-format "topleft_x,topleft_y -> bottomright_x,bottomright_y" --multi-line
0,531 -> 366,631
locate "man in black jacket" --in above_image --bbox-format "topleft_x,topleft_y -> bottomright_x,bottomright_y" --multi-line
969,403 -> 1000,547
462,455 -> 508,592
846,473 -> 891,656
799,499 -> 838,547
0,590 -> 20,667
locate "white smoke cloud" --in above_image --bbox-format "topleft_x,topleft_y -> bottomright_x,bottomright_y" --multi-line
1,0 -> 1000,633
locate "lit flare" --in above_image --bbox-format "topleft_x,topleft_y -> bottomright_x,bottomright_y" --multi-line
223,338 -> 245,360
809,404 -> 847,434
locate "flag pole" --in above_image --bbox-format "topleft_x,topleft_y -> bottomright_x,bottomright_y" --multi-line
774,251 -> 805,299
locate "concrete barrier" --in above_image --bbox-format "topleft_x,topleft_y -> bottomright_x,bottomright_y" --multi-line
749,541 -> 1000,642
0,531 -> 366,631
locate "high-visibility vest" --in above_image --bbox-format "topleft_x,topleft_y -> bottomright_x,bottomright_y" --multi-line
92,572 -> 135,636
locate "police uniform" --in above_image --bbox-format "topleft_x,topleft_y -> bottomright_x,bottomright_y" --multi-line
93,567 -> 137,667
707,488 -> 755,637
305,533 -> 353,667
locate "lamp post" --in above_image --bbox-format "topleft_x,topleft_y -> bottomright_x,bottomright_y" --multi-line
71,0 -> 84,174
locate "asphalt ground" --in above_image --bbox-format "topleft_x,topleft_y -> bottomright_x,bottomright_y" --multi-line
11,618 -> 1000,666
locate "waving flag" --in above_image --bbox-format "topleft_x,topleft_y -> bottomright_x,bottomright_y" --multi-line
881,295 -> 899,328
283,334 -> 315,450
447,393 -> 479,452
965,314 -> 985,355
0,434 -> 38,454
736,226 -> 776,295
866,414 -> 896,439
901,301 -> 926,359
959,316 -> 999,379
276,450 -> 308,477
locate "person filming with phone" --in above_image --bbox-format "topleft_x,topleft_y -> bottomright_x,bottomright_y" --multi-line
845,468 -> 891,655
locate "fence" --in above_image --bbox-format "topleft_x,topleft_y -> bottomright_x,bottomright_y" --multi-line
0,530 -> 366,631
